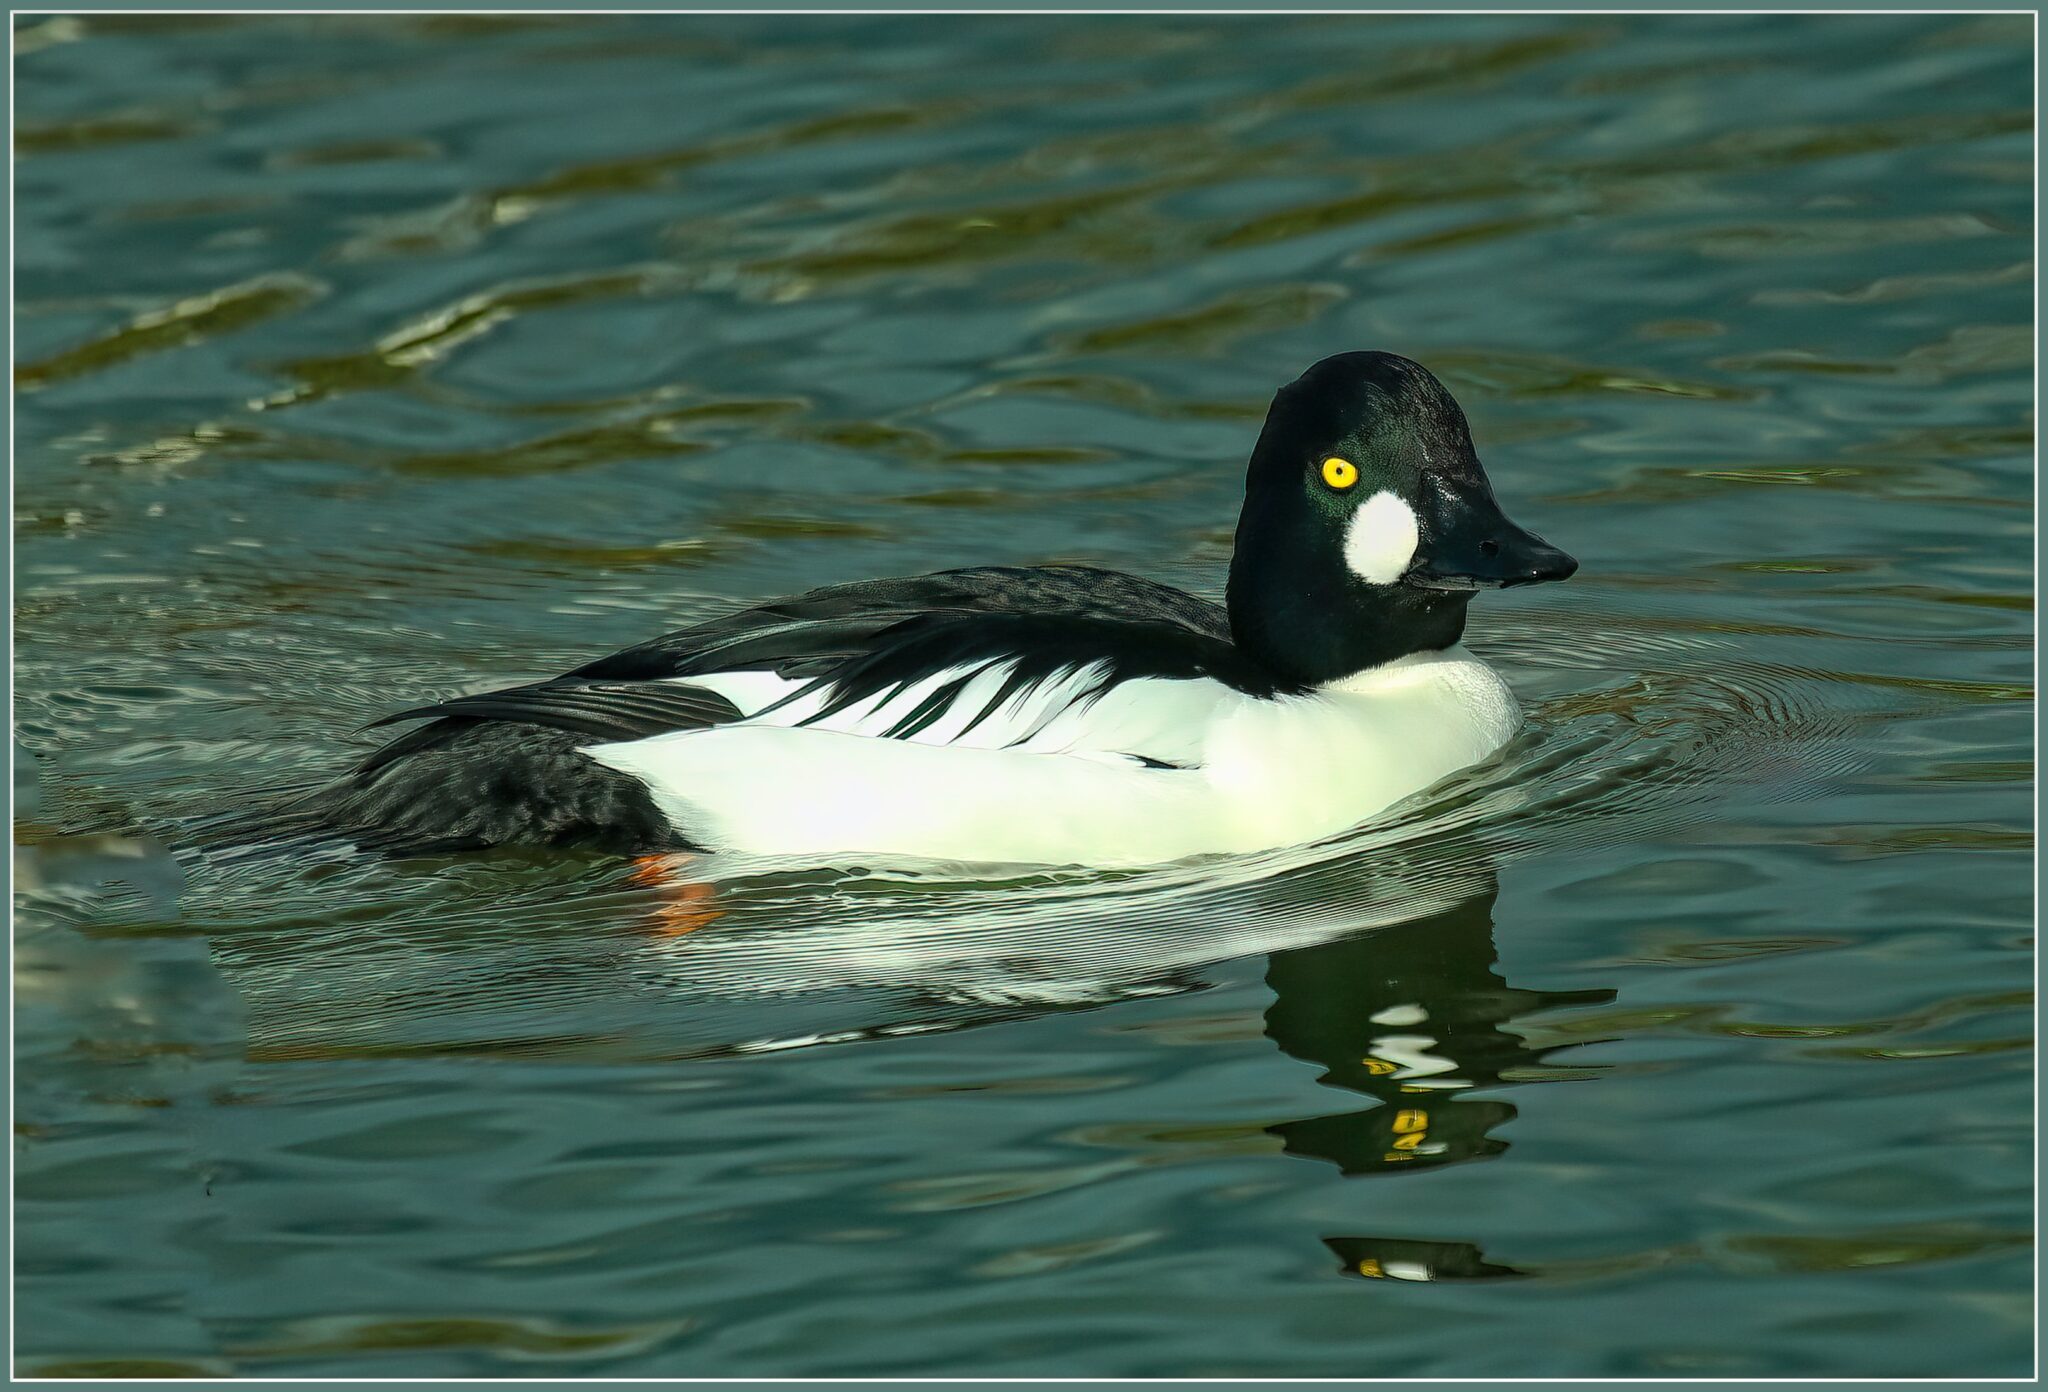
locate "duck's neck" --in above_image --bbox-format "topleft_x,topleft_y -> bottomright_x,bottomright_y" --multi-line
1225,553 -> 1473,691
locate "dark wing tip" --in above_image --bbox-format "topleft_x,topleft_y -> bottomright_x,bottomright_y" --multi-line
356,680 -> 746,772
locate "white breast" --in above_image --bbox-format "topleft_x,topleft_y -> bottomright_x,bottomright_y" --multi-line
586,647 -> 1521,867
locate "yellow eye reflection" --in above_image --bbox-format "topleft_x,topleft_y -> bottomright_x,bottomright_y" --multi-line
1321,456 -> 1360,490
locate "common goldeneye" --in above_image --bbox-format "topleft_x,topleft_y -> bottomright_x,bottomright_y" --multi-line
285,351 -> 1575,867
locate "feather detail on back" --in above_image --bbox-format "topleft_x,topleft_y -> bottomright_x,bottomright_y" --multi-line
366,681 -> 742,753
354,565 -> 1279,770
569,565 -> 1250,684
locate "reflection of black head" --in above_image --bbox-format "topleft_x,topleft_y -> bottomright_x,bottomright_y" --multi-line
1263,880 -> 1612,1178
1323,1234 -> 1530,1284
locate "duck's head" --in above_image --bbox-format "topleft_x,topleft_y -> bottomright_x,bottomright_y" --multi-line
1226,351 -> 1576,688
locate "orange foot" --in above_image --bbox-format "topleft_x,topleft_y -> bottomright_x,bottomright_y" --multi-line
628,854 -> 723,938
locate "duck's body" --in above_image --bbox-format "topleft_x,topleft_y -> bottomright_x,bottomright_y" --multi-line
286,353 -> 1574,867
591,618 -> 1517,868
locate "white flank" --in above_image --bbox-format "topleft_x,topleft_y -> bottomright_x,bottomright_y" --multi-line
1343,490 -> 1420,585
587,646 -> 1521,867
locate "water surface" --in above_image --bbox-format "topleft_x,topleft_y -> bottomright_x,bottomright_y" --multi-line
13,13 -> 2034,1377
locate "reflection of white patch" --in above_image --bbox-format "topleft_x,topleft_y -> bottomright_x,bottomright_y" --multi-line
1370,1001 -> 1427,1026
1369,1032 -> 1469,1086
1343,490 -> 1420,585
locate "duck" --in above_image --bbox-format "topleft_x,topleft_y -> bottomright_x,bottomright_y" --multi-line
276,351 -> 1576,868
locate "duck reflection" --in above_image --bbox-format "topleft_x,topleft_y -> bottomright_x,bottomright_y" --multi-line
1264,880 -> 1610,1177
1260,877 -> 1612,1282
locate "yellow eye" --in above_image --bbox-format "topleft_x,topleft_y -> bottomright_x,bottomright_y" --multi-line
1321,456 -> 1359,490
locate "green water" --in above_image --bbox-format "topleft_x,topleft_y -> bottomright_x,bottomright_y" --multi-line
12,13 -> 2033,1377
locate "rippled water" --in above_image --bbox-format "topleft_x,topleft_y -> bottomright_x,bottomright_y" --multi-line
13,13 -> 2034,1377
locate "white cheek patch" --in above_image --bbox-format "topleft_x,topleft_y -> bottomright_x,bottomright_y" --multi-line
1343,490 -> 1420,585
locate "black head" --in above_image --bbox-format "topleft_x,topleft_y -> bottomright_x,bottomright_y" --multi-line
1226,351 -> 1575,688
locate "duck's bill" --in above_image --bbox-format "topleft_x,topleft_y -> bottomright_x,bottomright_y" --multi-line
1406,499 -> 1577,592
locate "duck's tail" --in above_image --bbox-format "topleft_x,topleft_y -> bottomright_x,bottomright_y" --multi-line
196,720 -> 694,862
184,782 -> 356,862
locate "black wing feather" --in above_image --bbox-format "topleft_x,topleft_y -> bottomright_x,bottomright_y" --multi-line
572,565 -> 1244,684
350,564 -> 1274,778
371,681 -> 742,740
356,680 -> 742,775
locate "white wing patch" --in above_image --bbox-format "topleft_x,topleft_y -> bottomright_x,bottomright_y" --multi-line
645,661 -> 1244,773
674,660 -> 1202,760
1006,674 -> 1234,768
